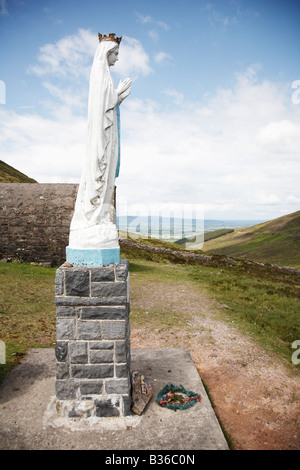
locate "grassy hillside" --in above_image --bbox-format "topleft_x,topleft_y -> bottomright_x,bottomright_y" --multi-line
202,210 -> 300,268
175,228 -> 234,246
0,160 -> 37,183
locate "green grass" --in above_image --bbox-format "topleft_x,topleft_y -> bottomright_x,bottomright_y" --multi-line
203,210 -> 300,268
0,160 -> 37,183
203,228 -> 234,242
0,262 -> 56,382
186,265 -> 300,360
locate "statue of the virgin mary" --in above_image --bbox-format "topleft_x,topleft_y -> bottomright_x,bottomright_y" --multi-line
66,33 -> 131,266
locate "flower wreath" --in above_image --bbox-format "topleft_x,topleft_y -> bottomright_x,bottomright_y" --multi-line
156,384 -> 201,411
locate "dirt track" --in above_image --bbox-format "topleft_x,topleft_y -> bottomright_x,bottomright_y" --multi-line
129,278 -> 300,450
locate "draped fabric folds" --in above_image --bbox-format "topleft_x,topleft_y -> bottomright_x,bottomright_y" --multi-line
68,41 -> 120,250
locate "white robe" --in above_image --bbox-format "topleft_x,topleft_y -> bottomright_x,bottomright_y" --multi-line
68,41 -> 120,250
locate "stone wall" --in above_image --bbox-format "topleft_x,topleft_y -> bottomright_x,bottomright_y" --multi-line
0,183 -> 78,266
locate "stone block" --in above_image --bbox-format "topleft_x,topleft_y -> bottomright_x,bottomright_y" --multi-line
68,401 -> 93,418
56,380 -> 79,400
115,260 -> 129,281
105,379 -> 130,394
69,342 -> 88,364
91,268 -> 115,282
55,269 -> 64,295
95,398 -> 120,417
116,364 -> 130,378
71,364 -> 114,379
77,321 -> 101,340
90,350 -> 114,363
56,318 -> 76,340
102,321 -> 126,340
80,381 -> 103,395
56,362 -> 69,380
56,306 -> 77,317
122,395 -> 132,416
115,340 -> 127,362
79,306 -> 126,320
91,281 -> 127,297
65,270 -> 90,297
55,341 -> 68,362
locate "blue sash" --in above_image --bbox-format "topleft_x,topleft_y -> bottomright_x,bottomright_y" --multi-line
115,102 -> 120,178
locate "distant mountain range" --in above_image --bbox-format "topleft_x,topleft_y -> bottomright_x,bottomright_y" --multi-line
0,160 -> 37,183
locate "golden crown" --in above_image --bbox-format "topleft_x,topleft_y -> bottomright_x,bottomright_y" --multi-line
98,33 -> 122,45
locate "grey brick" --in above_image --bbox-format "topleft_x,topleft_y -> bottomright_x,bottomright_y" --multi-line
102,321 -> 126,340
71,364 -> 114,379
56,306 -> 77,317
91,282 -> 127,297
56,362 -> 69,380
80,381 -> 103,395
122,394 -> 132,416
55,269 -> 64,295
70,342 -> 88,364
116,364 -> 130,378
115,340 -> 127,363
56,380 -> 78,400
105,379 -> 130,394
80,306 -> 126,320
77,321 -> 101,340
55,341 -> 68,362
90,350 -> 114,363
95,398 -> 120,417
115,260 -> 129,281
91,267 -> 115,282
56,318 -> 76,340
65,270 -> 90,297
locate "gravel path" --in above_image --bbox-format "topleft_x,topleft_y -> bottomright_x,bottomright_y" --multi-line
129,278 -> 300,450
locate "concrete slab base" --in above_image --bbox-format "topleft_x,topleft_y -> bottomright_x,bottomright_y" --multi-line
0,347 -> 229,450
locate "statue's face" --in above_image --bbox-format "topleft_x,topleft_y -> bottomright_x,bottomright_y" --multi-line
107,47 -> 119,66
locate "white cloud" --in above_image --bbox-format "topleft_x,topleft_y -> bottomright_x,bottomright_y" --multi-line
163,88 -> 184,105
113,36 -> 152,78
0,108 -> 86,183
286,195 -> 300,205
135,12 -> 152,24
115,68 -> 300,219
43,82 -> 86,112
135,11 -> 169,30
135,11 -> 170,42
148,30 -> 159,42
154,52 -> 173,65
28,30 -> 152,83
27,28 -> 97,79
256,120 -> 300,154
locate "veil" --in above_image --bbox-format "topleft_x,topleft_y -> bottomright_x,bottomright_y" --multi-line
68,40 -> 120,249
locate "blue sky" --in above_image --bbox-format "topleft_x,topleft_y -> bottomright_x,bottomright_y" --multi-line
0,0 -> 300,221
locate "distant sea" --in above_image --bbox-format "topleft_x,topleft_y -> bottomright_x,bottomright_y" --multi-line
117,215 -> 264,242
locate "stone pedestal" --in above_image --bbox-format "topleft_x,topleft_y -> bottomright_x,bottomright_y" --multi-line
54,260 -> 131,418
